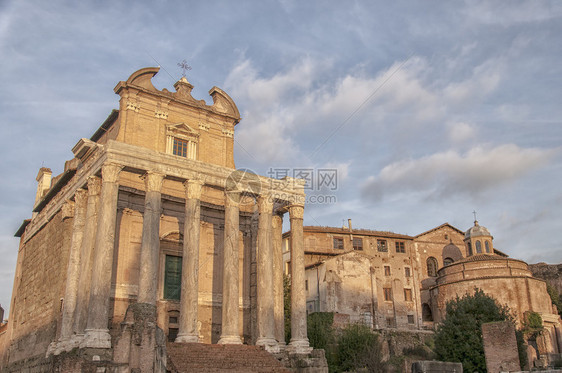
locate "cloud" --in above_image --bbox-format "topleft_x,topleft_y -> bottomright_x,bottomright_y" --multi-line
361,144 -> 558,201
448,121 -> 477,144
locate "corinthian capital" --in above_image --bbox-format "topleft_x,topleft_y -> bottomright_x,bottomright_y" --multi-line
101,163 -> 123,184
288,204 -> 304,220
142,171 -> 165,193
184,179 -> 204,200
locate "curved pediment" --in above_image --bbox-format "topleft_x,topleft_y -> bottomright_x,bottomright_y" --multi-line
209,87 -> 240,121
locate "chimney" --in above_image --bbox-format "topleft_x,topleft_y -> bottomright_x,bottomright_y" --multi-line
34,167 -> 52,208
348,219 -> 353,241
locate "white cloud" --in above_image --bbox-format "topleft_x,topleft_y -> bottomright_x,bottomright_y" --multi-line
448,121 -> 477,144
361,144 -> 557,201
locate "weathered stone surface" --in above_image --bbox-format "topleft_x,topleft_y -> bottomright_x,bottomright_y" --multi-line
411,360 -> 463,373
482,321 -> 520,373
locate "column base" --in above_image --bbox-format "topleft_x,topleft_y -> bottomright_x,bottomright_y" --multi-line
256,337 -> 280,353
45,341 -> 57,357
80,328 -> 112,349
217,335 -> 242,345
174,333 -> 199,343
286,338 -> 313,354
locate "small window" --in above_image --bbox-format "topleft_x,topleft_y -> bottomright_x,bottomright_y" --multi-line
404,288 -> 412,302
427,257 -> 438,277
305,280 -> 309,291
444,234 -> 449,240
383,287 -> 392,301
164,255 -> 182,300
377,239 -> 388,252
468,242 -> 473,256
384,266 -> 391,276
407,315 -> 415,324
173,138 -> 189,157
333,237 -> 344,250
386,317 -> 394,328
405,267 -> 411,277
485,241 -> 491,253
395,241 -> 405,253
476,240 -> 482,254
169,316 -> 178,324
353,237 -> 363,251
443,257 -> 454,266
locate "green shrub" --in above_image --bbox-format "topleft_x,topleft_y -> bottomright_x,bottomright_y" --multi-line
335,323 -> 384,373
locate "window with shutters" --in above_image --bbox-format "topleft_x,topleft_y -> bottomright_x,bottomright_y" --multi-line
164,255 -> 182,300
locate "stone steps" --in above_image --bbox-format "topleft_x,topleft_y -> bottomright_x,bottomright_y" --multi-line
166,342 -> 291,373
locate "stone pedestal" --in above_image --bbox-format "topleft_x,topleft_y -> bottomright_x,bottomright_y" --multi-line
176,179 -> 204,343
218,190 -> 242,345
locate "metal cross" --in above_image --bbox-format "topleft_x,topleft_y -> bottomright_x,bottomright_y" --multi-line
177,59 -> 192,77
472,210 -> 477,221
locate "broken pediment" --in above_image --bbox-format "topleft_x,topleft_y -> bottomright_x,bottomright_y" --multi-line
166,122 -> 199,139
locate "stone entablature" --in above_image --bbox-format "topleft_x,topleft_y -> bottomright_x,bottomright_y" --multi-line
435,255 -> 532,285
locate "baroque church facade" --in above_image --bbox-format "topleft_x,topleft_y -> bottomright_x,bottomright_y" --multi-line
1,67 -> 317,372
0,67 -> 561,371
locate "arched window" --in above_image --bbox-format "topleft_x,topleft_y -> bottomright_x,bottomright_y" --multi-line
468,242 -> 473,256
422,303 -> 433,322
485,241 -> 491,253
443,257 -> 454,266
475,240 -> 482,254
427,257 -> 438,277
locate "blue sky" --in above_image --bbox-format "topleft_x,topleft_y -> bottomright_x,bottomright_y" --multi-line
1,0 -> 561,315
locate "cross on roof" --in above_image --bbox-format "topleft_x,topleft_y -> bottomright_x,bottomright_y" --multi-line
177,59 -> 192,78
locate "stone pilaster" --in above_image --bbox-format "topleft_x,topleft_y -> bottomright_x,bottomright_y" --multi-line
71,176 -> 101,346
81,163 -> 123,349
218,190 -> 242,345
256,194 -> 278,351
287,204 -> 312,354
272,212 -> 285,347
56,189 -> 88,353
176,179 -> 204,343
138,172 -> 165,304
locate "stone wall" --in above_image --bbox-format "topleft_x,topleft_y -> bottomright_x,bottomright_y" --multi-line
8,209 -> 73,365
482,321 -> 520,373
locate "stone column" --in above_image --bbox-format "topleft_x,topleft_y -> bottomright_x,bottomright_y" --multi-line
72,176 -> 102,346
272,212 -> 285,348
176,179 -> 204,343
288,204 -> 312,353
218,190 -> 242,345
138,172 -> 165,304
56,189 -> 88,352
81,163 -> 123,349
256,194 -> 277,351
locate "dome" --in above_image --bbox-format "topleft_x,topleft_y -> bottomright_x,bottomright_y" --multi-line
464,220 -> 491,239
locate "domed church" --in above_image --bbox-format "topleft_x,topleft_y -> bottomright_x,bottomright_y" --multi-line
429,220 -> 562,360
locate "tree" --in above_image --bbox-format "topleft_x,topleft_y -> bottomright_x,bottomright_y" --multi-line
434,288 -> 513,373
546,283 -> 562,318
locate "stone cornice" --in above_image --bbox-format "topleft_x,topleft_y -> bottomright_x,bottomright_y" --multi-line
23,139 -> 304,243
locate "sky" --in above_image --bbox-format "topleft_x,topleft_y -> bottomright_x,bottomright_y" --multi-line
1,0 -> 561,316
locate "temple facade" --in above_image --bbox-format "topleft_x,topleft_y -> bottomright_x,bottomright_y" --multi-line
1,67 -> 314,371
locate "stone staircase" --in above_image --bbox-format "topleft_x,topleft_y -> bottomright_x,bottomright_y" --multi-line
166,343 -> 291,373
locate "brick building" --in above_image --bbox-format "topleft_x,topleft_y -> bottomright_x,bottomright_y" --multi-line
283,220 -> 562,364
